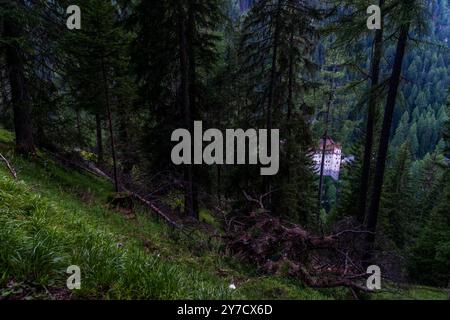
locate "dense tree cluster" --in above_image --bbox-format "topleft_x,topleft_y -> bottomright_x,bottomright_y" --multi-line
0,0 -> 448,287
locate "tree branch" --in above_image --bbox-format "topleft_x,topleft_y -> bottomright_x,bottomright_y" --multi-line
0,153 -> 17,179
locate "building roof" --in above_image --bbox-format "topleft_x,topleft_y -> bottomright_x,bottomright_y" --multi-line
317,138 -> 341,152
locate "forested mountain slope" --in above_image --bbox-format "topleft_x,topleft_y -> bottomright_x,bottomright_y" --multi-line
390,0 -> 449,158
0,127 -> 327,300
318,0 -> 449,158
0,0 -> 448,300
0,127 -> 447,300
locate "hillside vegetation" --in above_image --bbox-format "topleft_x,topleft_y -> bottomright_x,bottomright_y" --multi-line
0,128 -> 446,300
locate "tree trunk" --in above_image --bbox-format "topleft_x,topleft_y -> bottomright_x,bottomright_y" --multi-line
318,86 -> 334,209
178,2 -> 198,219
3,9 -> 35,155
76,107 -> 83,147
365,23 -> 410,263
118,112 -> 133,176
95,113 -> 104,165
286,29 -> 295,181
217,165 -> 222,201
358,0 -> 384,224
264,0 -> 283,207
100,56 -> 119,193
187,4 -> 199,218
267,0 -> 282,132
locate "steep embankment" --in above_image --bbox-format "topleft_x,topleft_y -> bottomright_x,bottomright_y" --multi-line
0,127 -> 446,300
0,127 -> 335,300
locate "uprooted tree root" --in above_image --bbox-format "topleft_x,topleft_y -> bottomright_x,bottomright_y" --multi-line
225,209 -> 373,294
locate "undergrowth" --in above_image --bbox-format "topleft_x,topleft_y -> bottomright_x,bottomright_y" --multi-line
0,126 -> 447,300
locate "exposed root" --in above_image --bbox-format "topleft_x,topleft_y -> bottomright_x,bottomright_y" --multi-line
226,209 -> 372,293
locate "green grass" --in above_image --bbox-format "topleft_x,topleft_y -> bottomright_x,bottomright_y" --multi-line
0,127 -> 13,144
0,126 -> 447,300
0,127 -> 328,299
199,209 -> 222,230
372,285 -> 448,300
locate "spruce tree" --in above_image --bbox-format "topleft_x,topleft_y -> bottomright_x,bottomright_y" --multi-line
129,0 -> 224,219
0,0 -> 35,155
365,0 -> 429,263
60,0 -> 130,192
379,142 -> 415,249
239,0 -> 319,223
408,94 -> 450,286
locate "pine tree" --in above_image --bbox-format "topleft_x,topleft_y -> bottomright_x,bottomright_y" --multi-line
130,0 -> 224,219
379,142 -> 415,249
0,0 -> 35,155
391,111 -> 410,151
408,94 -> 450,286
60,0 -> 130,192
365,0 -> 429,263
330,138 -> 365,223
239,0 -> 319,223
358,0 -> 384,225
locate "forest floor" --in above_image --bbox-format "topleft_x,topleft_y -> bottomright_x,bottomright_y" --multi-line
0,126 -> 447,300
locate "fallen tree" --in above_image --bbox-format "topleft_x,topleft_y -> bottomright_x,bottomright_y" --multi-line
225,193 -> 373,295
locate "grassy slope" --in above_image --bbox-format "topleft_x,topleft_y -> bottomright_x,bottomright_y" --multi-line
0,127 -> 447,300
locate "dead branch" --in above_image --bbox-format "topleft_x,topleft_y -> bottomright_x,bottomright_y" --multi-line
242,190 -> 275,211
0,152 -> 17,179
226,206 -> 371,293
45,149 -> 184,230
131,193 -> 182,230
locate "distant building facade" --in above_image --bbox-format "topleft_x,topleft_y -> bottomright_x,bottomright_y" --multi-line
313,138 -> 342,181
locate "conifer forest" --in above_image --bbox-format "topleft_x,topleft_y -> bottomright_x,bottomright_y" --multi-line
0,0 -> 449,302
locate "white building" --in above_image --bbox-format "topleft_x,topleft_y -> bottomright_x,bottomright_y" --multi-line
313,138 -> 342,181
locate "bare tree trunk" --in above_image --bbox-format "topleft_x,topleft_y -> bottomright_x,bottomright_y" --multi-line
178,2 -> 197,219
286,30 -> 294,182
187,4 -> 199,218
0,68 -> 9,110
267,0 -> 282,132
318,73 -> 336,209
359,0 -> 384,224
118,112 -> 133,176
365,24 -> 410,264
264,0 -> 283,207
3,9 -> 35,156
76,107 -> 82,146
217,165 -> 222,201
100,56 -> 119,193
95,113 -> 104,164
